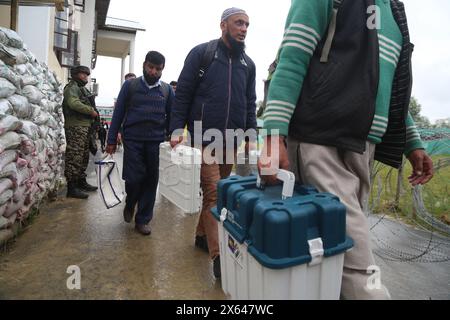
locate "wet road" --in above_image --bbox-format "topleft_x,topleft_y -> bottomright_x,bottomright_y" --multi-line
0,149 -> 225,299
0,149 -> 448,299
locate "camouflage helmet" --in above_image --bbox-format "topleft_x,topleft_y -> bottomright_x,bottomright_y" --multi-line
70,65 -> 91,78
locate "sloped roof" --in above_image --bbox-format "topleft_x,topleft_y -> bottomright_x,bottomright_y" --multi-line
101,16 -> 146,33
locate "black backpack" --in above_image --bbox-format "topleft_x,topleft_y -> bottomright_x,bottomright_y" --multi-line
197,39 -> 254,84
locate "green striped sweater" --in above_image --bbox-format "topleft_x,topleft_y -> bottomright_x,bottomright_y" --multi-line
263,0 -> 423,155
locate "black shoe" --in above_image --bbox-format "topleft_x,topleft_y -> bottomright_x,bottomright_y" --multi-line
135,223 -> 152,236
213,256 -> 221,278
66,183 -> 89,199
195,235 -> 209,253
123,206 -> 134,223
77,179 -> 98,192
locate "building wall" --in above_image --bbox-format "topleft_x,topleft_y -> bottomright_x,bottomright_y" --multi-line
0,5 -> 10,27
18,6 -> 51,64
1,2 -> 106,87
47,8 -> 66,84
79,0 -> 95,68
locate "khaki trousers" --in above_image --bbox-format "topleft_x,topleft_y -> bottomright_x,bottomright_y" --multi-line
196,149 -> 234,260
287,138 -> 391,300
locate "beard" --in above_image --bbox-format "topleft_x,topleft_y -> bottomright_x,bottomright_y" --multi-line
143,68 -> 160,85
226,32 -> 245,56
74,78 -> 88,87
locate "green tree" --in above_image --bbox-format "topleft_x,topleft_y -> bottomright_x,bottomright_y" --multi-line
435,118 -> 450,128
409,96 -> 431,128
409,96 -> 422,119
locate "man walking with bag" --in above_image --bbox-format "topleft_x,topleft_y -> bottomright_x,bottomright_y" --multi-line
169,8 -> 257,278
106,51 -> 174,235
258,0 -> 433,299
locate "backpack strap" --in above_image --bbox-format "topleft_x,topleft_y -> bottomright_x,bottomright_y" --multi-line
159,81 -> 170,101
198,39 -> 219,79
125,77 -> 140,111
320,0 -> 345,63
126,77 -> 170,108
122,77 -> 141,131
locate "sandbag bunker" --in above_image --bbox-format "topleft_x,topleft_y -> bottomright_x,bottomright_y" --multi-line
0,27 -> 66,244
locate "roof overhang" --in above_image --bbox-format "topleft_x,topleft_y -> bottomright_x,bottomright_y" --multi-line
96,29 -> 135,58
99,17 -> 146,34
95,0 -> 110,27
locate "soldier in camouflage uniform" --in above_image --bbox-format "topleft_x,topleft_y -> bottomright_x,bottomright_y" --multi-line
63,65 -> 99,199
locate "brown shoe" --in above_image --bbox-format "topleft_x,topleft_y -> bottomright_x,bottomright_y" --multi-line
195,235 -> 209,253
135,223 -> 151,236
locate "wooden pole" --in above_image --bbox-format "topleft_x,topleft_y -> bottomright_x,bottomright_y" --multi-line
394,158 -> 404,208
10,0 -> 19,31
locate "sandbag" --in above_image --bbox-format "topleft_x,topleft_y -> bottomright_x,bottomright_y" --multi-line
30,103 -> 41,119
20,75 -> 38,87
14,64 -> 28,75
22,85 -> 44,104
0,150 -> 18,171
18,120 -> 39,140
16,157 -> 28,168
0,28 -> 65,226
0,162 -> 17,180
0,30 -> 7,45
0,78 -> 16,98
0,115 -> 22,135
46,115 -> 58,129
0,189 -> 13,205
0,44 -> 27,65
0,131 -> 21,153
0,64 -> 21,88
0,27 -> 23,49
3,196 -> 24,218
26,63 -> 39,76
13,185 -> 27,202
7,94 -> 31,118
18,134 -> 35,155
0,178 -> 14,195
0,99 -> 13,115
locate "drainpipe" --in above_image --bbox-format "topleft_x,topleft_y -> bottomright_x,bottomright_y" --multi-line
10,0 -> 19,31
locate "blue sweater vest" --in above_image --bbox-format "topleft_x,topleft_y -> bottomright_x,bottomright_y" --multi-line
124,84 -> 167,141
108,77 -> 171,144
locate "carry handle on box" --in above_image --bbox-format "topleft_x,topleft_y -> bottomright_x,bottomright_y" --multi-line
221,169 -> 296,223
256,169 -> 295,199
170,144 -> 201,165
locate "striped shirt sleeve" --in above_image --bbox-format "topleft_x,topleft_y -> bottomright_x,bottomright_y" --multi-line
263,0 -> 333,136
404,112 -> 425,156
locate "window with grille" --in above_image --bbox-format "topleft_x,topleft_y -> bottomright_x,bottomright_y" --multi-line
59,30 -> 79,67
74,0 -> 85,12
54,8 -> 69,51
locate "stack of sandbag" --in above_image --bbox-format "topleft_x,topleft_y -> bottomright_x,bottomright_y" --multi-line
0,27 -> 66,244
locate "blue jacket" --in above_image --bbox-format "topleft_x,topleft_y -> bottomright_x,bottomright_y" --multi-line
107,77 -> 174,144
169,40 -> 257,143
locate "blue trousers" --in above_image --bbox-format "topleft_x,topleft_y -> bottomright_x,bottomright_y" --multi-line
122,139 -> 160,225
